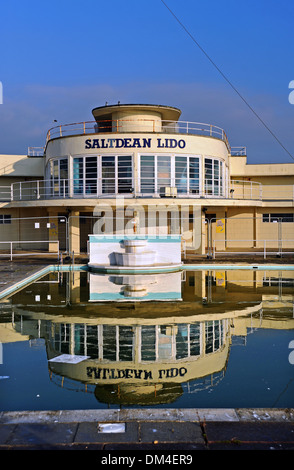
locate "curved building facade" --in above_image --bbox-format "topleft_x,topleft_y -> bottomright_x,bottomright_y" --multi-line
45,104 -> 229,199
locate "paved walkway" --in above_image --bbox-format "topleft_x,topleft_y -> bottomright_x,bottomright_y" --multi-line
0,408 -> 293,451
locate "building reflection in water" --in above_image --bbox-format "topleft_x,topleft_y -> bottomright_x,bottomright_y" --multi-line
2,269 -> 294,406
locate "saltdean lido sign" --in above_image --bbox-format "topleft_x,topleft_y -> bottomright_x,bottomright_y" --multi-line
85,137 -> 186,149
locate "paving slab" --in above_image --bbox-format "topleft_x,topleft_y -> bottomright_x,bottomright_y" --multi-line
0,424 -> 16,444
74,421 -> 139,444
139,421 -> 204,444
204,421 -> 294,447
6,422 -> 78,446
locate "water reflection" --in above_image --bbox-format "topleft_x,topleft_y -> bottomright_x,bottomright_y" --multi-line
1,269 -> 294,406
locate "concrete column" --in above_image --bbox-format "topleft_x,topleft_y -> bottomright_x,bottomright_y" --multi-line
214,210 -> 226,252
69,210 -> 80,254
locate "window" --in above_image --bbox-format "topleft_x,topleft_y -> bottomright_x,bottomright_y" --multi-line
140,155 -> 171,195
205,320 -> 224,354
140,156 -> 155,194
85,157 -> 98,194
102,155 -> 133,194
48,158 -> 68,197
141,325 -> 156,361
204,158 -> 224,196
118,155 -> 133,193
176,323 -> 201,359
102,156 -> 115,194
0,214 -> 11,224
102,325 -> 134,362
73,156 -> 98,195
189,157 -> 200,194
175,156 -> 200,194
140,155 -> 200,195
157,156 -> 171,196
73,157 -> 84,195
175,156 -> 187,193
263,213 -> 294,223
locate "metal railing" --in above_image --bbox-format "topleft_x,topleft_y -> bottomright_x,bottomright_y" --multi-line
45,118 -> 231,150
230,146 -> 247,156
229,180 -> 262,200
27,147 -> 45,157
212,238 -> 294,259
0,215 -> 293,261
0,240 -> 60,261
10,178 -> 268,201
207,216 -> 294,258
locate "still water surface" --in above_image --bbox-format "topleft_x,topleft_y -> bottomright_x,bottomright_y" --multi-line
1,268 -> 294,411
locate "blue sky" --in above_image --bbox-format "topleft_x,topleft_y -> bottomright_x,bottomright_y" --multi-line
0,0 -> 293,163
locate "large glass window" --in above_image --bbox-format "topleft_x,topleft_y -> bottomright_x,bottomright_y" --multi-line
73,157 -> 84,195
175,156 -> 200,194
140,155 -> 200,195
205,320 -> 224,354
74,156 -> 98,195
102,156 -> 115,194
175,156 -> 187,193
102,155 -> 133,194
157,156 -> 171,196
140,155 -> 172,195
85,157 -> 98,194
118,156 -> 133,193
48,158 -> 68,197
72,155 -> 133,196
204,158 -> 224,196
140,156 -> 155,194
141,325 -> 156,361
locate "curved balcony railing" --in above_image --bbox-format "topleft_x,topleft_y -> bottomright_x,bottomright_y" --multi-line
7,178 -> 274,201
46,119 -> 231,150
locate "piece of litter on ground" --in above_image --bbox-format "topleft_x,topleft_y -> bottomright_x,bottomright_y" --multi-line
97,423 -> 125,433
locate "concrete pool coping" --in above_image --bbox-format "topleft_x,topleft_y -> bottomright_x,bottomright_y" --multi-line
0,408 -> 294,451
1,407 -> 293,424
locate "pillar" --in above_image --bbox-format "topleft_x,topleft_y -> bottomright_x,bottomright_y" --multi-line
69,210 -> 80,254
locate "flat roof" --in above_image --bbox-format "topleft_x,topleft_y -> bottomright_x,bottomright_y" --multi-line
92,103 -> 182,121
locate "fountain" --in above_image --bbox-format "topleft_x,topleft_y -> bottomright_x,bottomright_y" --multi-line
114,239 -> 157,267
87,235 -> 183,274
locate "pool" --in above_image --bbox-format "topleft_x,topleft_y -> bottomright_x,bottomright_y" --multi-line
0,266 -> 294,411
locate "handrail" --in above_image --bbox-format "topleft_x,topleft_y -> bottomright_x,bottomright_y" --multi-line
9,178 -> 289,201
45,118 -> 231,150
230,146 -> 247,156
0,240 -> 60,261
28,147 -> 45,157
212,238 -> 294,259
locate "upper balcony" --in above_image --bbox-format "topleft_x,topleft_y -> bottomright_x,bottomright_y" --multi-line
1,178 -> 293,203
45,118 -> 233,152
